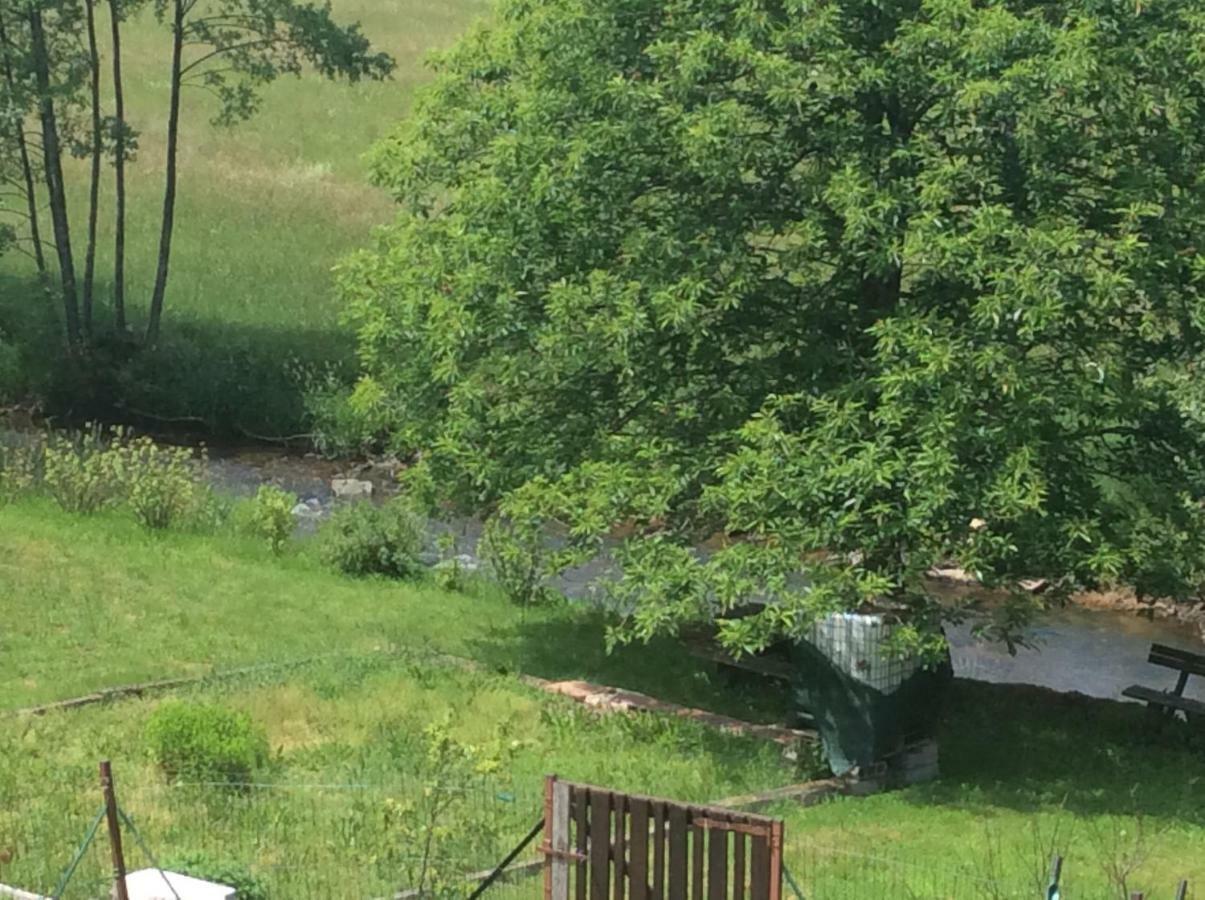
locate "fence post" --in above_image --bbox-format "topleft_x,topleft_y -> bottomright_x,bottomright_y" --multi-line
1046,855 -> 1063,900
1176,882 -> 1188,900
100,760 -> 130,900
1129,894 -> 1145,900
543,775 -> 556,900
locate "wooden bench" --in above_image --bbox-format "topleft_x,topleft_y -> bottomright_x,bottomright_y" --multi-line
684,639 -> 795,684
1122,643 -> 1205,721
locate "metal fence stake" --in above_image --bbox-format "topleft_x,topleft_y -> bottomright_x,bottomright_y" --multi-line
1046,854 -> 1063,900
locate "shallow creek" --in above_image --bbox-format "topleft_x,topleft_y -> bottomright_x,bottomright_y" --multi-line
204,445 -> 1205,703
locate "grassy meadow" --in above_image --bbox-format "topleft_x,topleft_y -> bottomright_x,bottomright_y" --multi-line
2,499 -> 1204,897
0,1 -> 488,434
3,657 -> 788,898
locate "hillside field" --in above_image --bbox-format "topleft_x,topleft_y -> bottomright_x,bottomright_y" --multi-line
0,1 -> 488,434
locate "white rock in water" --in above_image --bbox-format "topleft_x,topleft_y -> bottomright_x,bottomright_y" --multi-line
331,478 -> 373,499
121,869 -> 236,900
292,499 -> 324,519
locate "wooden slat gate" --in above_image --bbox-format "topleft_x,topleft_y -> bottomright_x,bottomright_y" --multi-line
541,777 -> 783,900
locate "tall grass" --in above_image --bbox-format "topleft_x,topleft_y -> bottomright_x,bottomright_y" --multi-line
1,657 -> 786,898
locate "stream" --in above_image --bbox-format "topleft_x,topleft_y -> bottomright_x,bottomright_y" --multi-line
204,446 -> 1205,704
6,428 -> 1203,703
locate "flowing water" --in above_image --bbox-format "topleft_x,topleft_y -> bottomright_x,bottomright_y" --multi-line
205,445 -> 1205,702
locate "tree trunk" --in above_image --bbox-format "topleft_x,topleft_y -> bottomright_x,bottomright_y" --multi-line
28,5 -> 80,346
108,0 -> 126,330
0,6 -> 47,278
83,0 -> 103,338
146,0 -> 183,345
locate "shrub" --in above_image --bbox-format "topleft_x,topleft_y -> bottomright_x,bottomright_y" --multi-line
0,439 -> 43,504
109,437 -> 203,530
240,485 -> 298,554
145,701 -> 269,784
42,428 -> 120,514
319,498 -> 425,578
303,367 -> 395,458
320,498 -> 425,577
181,485 -> 232,534
161,851 -> 268,900
479,515 -> 550,606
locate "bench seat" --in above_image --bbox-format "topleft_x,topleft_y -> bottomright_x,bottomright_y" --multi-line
684,639 -> 795,683
1122,684 -> 1205,717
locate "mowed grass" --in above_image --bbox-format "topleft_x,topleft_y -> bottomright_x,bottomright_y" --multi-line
0,499 -> 786,721
0,2 -> 487,433
3,501 -> 1204,897
778,683 -> 1205,898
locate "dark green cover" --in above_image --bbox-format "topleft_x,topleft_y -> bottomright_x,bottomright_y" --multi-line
792,639 -> 952,774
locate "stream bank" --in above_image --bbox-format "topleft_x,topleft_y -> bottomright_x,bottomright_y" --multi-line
5,421 -> 1204,702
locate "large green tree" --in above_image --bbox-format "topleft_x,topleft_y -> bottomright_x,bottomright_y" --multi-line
341,0 -> 1205,654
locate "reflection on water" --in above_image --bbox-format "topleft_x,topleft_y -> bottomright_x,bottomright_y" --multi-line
948,607 -> 1204,701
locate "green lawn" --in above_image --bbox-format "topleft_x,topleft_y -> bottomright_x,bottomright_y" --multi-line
0,500 -> 783,720
780,683 -> 1205,898
0,1 -> 487,434
2,500 -> 1204,898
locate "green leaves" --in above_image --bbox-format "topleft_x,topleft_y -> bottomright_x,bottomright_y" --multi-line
342,0 -> 1205,654
170,0 -> 395,127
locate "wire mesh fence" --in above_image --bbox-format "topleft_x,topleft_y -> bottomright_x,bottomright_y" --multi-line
1,771 -> 546,899
785,837 -> 1028,900
782,834 -> 1195,900
4,773 -> 1197,899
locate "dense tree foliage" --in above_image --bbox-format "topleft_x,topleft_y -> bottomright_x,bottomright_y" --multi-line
345,0 -> 1205,653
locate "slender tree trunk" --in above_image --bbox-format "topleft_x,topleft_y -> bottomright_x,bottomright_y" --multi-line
108,0 -> 126,330
0,6 -> 47,277
83,0 -> 102,338
146,0 -> 183,345
28,5 -> 80,346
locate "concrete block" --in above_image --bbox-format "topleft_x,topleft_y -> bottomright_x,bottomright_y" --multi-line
122,869 -> 236,900
331,478 -> 373,500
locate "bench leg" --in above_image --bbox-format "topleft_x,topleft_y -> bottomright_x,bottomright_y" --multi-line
1143,702 -> 1177,736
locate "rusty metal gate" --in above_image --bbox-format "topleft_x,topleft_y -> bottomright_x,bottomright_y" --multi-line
541,777 -> 783,899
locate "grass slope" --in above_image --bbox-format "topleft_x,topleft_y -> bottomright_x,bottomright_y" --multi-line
0,500 -> 783,719
2,501 -> 1203,897
3,658 -> 787,898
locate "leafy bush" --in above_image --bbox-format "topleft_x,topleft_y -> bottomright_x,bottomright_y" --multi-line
180,485 -> 232,534
303,368 -> 395,458
108,437 -> 203,530
40,428 -> 205,527
383,715 -> 523,898
42,429 -> 120,514
145,701 -> 269,784
0,439 -> 43,505
319,498 -> 425,578
161,851 -> 269,900
479,515 -> 550,606
239,485 -> 298,554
